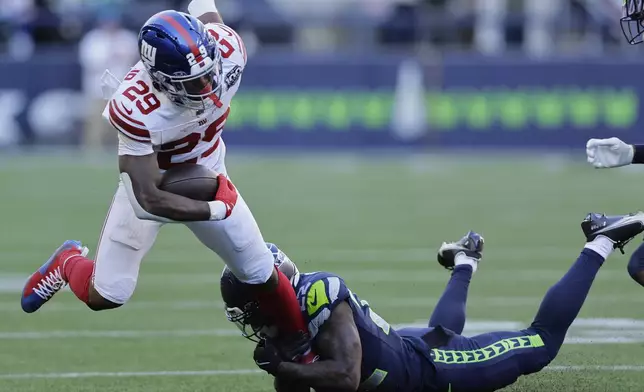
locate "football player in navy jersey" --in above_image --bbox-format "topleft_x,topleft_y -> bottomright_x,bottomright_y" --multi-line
586,137 -> 644,289
585,1 -> 644,290
222,212 -> 644,392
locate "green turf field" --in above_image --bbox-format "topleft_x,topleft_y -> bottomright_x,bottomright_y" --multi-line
3,152 -> 644,391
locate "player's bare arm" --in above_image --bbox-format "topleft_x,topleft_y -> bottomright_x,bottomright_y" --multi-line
119,153 -> 212,221
276,301 -> 362,391
188,0 -> 224,24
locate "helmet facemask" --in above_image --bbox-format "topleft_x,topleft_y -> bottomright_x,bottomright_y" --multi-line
149,53 -> 224,111
622,0 -> 644,44
225,301 -> 278,342
221,244 -> 300,343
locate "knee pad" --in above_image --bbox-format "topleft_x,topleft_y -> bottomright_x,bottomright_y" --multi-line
229,243 -> 274,285
92,276 -> 136,305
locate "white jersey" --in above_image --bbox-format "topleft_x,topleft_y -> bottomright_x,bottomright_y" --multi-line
102,23 -> 247,170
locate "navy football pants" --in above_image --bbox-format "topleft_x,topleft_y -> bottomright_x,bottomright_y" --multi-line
397,249 -> 604,392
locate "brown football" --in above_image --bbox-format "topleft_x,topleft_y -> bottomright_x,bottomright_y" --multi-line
158,163 -> 219,201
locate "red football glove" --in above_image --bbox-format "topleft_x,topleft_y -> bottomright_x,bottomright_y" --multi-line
214,174 -> 238,219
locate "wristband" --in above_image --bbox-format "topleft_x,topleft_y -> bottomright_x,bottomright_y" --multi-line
208,200 -> 227,220
632,145 -> 644,164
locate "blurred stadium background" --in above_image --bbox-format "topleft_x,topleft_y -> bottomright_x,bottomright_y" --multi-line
3,0 -> 644,391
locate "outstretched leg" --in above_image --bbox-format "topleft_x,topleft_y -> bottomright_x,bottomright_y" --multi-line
430,213 -> 644,392
396,231 -> 482,338
428,231 -> 484,334
528,246 -> 605,359
530,212 -> 644,360
428,265 -> 473,334
21,184 -> 162,313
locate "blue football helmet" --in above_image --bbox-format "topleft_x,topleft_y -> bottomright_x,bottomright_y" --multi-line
220,243 -> 300,342
138,10 -> 223,110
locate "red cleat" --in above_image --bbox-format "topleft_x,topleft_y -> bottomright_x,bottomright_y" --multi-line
21,240 -> 88,313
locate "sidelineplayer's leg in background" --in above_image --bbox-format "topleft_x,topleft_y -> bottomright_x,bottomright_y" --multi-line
428,231 -> 484,334
528,213 -> 644,360
627,241 -> 644,286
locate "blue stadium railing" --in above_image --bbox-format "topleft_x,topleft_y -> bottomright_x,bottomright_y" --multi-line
0,53 -> 639,150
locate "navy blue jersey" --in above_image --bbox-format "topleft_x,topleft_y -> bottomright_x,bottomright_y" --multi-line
294,272 -> 433,392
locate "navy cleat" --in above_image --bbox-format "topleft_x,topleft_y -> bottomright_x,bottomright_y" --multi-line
437,231 -> 484,270
582,212 -> 644,254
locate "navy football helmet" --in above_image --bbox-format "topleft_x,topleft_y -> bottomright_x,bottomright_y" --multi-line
138,10 -> 223,110
220,243 -> 300,342
622,0 -> 644,44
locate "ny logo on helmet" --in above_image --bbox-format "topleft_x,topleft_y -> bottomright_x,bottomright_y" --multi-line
141,40 -> 157,67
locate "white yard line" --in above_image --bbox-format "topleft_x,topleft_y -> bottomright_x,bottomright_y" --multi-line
8,269 -> 630,295
0,369 -> 262,380
0,299 -> 222,312
3,292 -> 644,313
546,365 -> 644,371
0,246 -> 583,266
4,318 -> 644,343
0,366 -> 643,380
0,329 -> 239,339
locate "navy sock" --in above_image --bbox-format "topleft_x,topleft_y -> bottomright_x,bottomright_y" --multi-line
428,265 -> 472,334
530,249 -> 604,358
627,242 -> 644,287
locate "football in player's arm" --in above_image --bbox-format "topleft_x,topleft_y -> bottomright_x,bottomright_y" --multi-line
255,300 -> 362,392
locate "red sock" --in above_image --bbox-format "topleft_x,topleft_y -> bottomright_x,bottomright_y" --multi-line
63,255 -> 94,304
257,268 -> 308,334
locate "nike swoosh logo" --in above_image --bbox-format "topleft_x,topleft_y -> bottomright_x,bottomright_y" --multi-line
595,215 -> 644,234
255,361 -> 270,366
309,291 -> 318,307
121,104 -> 133,115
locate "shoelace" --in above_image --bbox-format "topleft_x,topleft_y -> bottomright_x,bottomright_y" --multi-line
33,267 -> 66,300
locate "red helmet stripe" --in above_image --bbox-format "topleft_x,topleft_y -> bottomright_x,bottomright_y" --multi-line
161,14 -> 200,57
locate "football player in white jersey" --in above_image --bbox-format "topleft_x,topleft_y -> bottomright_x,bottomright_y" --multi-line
21,0 -> 316,363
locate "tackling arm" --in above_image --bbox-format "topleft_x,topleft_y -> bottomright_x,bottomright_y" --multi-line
119,154 -> 212,222
188,0 -> 224,24
275,301 -> 362,392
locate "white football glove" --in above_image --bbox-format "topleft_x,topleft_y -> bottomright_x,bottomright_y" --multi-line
586,137 -> 634,169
